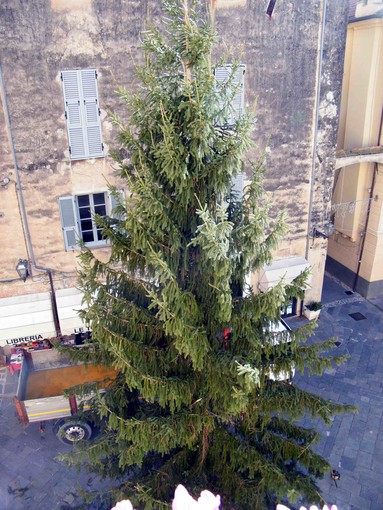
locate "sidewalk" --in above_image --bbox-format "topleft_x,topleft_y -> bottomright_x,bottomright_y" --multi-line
287,273 -> 383,510
0,273 -> 382,510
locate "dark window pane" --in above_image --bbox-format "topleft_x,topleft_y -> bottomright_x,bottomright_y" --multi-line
81,220 -> 93,231
79,207 -> 91,219
78,195 -> 90,207
97,229 -> 104,241
93,193 -> 105,205
95,205 -> 106,217
82,231 -> 94,243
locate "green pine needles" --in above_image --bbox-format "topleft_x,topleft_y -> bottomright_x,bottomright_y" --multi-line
62,1 -> 355,508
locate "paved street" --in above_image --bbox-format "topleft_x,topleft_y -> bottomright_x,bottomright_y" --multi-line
288,274 -> 383,510
0,273 -> 382,509
0,371 -> 115,509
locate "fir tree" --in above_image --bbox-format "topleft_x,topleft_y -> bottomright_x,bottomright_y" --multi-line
61,1 -> 355,508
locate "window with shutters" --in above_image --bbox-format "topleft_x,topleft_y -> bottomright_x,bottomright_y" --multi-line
61,69 -> 104,160
214,64 -> 246,127
58,191 -> 123,251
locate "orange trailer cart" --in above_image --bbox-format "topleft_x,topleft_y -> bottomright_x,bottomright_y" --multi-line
13,349 -> 116,444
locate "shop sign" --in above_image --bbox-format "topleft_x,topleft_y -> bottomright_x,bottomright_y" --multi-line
6,334 -> 44,345
73,327 -> 91,334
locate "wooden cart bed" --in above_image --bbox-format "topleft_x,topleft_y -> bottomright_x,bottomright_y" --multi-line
24,364 -> 117,400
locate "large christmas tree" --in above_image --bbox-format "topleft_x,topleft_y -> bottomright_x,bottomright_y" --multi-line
62,1 -> 353,508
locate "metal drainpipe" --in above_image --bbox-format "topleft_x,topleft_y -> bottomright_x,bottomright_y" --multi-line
352,106 -> 383,292
0,63 -> 61,335
305,0 -> 328,262
0,277 -> 21,283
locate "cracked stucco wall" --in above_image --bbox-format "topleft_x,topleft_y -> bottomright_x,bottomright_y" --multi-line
0,0 -> 347,302
214,0 -> 348,300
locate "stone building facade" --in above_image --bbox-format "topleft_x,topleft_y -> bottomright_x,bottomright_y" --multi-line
0,0 -> 348,349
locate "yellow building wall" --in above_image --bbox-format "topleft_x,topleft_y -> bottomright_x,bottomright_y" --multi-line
337,17 -> 383,149
364,168 -> 383,282
332,163 -> 373,241
329,17 -> 383,295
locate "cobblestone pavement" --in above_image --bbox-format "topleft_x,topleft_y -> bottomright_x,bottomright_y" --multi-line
287,274 -> 383,510
0,273 -> 382,509
0,367 -> 116,510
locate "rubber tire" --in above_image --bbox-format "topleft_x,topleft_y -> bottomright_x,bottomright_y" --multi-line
56,421 -> 92,445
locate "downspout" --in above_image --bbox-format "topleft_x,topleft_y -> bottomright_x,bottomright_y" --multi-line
352,106 -> 383,291
0,63 -> 61,335
305,0 -> 328,261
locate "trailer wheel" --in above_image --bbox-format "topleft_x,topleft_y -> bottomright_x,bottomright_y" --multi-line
56,421 -> 92,445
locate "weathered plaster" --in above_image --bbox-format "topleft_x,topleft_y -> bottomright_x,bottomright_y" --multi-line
0,0 -> 348,306
51,0 -> 91,11
215,0 -> 246,8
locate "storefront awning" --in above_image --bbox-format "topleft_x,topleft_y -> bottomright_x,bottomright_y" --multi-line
56,288 -> 88,336
258,256 -> 310,292
0,292 -> 57,347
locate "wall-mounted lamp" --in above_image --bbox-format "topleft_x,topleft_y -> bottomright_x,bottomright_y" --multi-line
312,224 -> 335,239
16,259 -> 29,281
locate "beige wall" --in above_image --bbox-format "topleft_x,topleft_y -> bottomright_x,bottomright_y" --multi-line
0,0 -> 347,315
328,164 -> 383,285
329,16 -> 383,293
0,67 -> 122,295
0,104 -> 120,300
332,162 -> 373,241
0,183 -> 28,283
339,19 -> 383,150
0,80 -> 29,285
364,167 -> 383,282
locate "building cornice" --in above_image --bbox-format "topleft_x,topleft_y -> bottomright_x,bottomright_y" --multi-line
335,146 -> 383,169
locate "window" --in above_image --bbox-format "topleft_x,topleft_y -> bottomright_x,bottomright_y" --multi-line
61,69 -> 104,160
280,298 -> 297,318
58,191 -> 123,250
231,172 -> 244,200
214,64 -> 246,127
77,193 -> 107,244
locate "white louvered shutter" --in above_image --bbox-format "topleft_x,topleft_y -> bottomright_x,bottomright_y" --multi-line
109,189 -> 125,220
61,69 -> 104,160
214,66 -> 229,125
62,71 -> 86,159
58,196 -> 79,250
231,65 -> 245,122
215,65 -> 246,126
231,173 -> 244,199
80,69 -> 104,158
